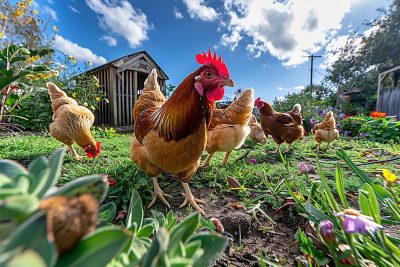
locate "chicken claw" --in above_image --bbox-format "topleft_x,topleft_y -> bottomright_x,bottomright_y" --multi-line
270,144 -> 281,154
148,177 -> 172,209
180,182 -> 205,216
68,145 -> 83,161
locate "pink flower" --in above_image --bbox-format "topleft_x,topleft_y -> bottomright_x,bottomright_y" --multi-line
319,220 -> 336,244
334,209 -> 383,234
298,162 -> 308,174
248,158 -> 257,164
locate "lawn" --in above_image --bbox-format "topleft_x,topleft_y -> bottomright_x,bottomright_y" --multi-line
1,132 -> 399,265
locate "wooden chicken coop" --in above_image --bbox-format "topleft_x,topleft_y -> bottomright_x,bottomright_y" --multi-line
87,51 -> 169,126
377,65 -> 400,119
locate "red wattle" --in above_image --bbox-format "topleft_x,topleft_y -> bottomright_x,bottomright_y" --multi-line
206,87 -> 224,102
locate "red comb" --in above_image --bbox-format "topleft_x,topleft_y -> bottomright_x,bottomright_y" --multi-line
255,97 -> 261,105
196,49 -> 229,77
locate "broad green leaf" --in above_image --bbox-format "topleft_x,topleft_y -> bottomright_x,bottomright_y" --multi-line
0,195 -> 39,223
136,224 -> 154,238
359,191 -> 371,217
170,213 -> 200,245
0,160 -> 28,180
363,184 -> 381,224
315,158 -> 340,212
189,232 -> 227,267
99,202 -> 116,222
126,190 -> 143,229
335,163 -> 349,208
55,226 -> 131,267
141,227 -> 170,267
1,212 -> 57,266
184,240 -> 201,258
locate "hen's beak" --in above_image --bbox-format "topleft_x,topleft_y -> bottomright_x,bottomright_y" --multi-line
219,78 -> 235,87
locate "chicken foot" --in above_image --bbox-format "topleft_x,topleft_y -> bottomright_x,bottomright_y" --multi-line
221,151 -> 232,166
270,144 -> 281,154
148,176 -> 172,209
180,182 -> 205,216
283,143 -> 292,153
199,153 -> 214,169
68,145 -> 83,161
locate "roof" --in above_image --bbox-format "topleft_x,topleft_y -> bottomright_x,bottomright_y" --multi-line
87,51 -> 169,80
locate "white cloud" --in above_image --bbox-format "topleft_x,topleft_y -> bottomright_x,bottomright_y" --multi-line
100,35 -> 117,47
54,35 -> 107,65
85,0 -> 150,48
277,85 -> 305,91
173,7 -> 184,19
182,0 -> 219,22
69,5 -> 80,14
47,0 -> 53,4
221,0 -> 352,66
43,5 -> 58,21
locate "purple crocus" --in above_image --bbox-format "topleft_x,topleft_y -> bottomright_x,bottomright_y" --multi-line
334,209 -> 383,234
298,162 -> 308,174
319,220 -> 336,244
248,158 -> 257,164
344,131 -> 350,137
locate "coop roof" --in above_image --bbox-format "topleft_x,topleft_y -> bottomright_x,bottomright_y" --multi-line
88,51 -> 169,80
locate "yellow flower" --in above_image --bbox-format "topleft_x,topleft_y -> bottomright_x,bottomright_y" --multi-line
33,9 -> 38,15
92,76 -> 99,82
25,55 -> 40,64
0,13 -> 6,20
0,32 -> 4,39
17,1 -> 27,9
69,55 -> 76,64
72,92 -> 77,98
12,8 -> 24,18
382,169 -> 397,186
52,70 -> 59,76
90,105 -> 96,111
53,25 -> 59,32
83,102 -> 88,107
95,97 -> 101,102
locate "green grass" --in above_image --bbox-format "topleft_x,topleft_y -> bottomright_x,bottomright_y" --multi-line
0,132 -> 399,210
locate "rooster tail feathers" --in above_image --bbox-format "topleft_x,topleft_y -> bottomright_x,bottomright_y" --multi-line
46,82 -> 78,112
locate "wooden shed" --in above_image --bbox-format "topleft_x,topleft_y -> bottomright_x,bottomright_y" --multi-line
88,51 -> 169,126
377,65 -> 400,119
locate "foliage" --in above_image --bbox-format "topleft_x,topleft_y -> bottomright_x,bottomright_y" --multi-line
295,228 -> 328,266
288,150 -> 400,266
93,127 -> 117,139
341,116 -> 369,137
0,149 -> 227,266
359,117 -> 400,143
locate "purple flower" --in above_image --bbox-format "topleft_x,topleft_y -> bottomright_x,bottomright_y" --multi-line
319,220 -> 336,244
327,106 -> 333,111
334,209 -> 383,234
344,131 -> 350,136
298,162 -> 308,174
248,158 -> 257,164
309,119 -> 315,125
338,113 -> 345,119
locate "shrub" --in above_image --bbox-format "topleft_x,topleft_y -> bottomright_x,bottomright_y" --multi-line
340,116 -> 369,137
359,117 -> 400,143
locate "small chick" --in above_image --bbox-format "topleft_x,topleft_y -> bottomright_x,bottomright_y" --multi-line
248,115 -> 267,144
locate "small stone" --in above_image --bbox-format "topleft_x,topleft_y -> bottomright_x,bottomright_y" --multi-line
220,211 -> 251,238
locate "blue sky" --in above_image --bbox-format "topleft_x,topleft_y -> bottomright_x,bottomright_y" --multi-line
34,0 -> 390,102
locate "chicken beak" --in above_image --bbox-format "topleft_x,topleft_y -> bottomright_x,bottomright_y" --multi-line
219,78 -> 235,87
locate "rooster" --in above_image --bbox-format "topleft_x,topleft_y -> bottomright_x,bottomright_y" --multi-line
255,99 -> 304,153
311,111 -> 339,150
47,82 -> 100,160
131,51 -> 234,215
200,88 -> 254,168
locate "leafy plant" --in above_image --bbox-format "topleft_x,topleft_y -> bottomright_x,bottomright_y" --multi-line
359,117 -> 400,143
295,228 -> 328,266
341,116 -> 369,137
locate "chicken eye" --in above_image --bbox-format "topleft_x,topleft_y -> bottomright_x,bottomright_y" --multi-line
204,71 -> 213,79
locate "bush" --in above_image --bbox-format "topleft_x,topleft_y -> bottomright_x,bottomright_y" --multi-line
340,116 -> 369,137
359,117 -> 400,143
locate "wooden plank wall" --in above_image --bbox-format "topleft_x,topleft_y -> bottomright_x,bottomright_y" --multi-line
378,87 -> 400,119
93,68 -> 111,125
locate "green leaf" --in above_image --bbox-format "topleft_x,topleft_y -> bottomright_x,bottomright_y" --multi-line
126,190 -> 143,229
189,232 -> 227,267
141,227 -> 170,267
170,213 -> 200,246
136,224 -> 155,238
362,183 -> 381,224
0,195 -> 39,223
0,212 -> 57,267
315,158 -> 340,211
48,174 -> 108,202
99,202 -> 116,222
335,163 -> 349,208
55,226 -> 131,267
0,160 -> 28,180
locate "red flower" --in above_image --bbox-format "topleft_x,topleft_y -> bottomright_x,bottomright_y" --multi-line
107,177 -> 117,186
343,114 -> 351,119
370,111 -> 387,118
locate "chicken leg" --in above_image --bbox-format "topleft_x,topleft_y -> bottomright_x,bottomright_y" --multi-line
199,153 -> 214,169
270,144 -> 281,154
222,151 -> 232,166
180,182 -> 205,216
283,143 -> 292,153
68,145 -> 83,161
148,176 -> 172,209
316,143 -> 321,151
